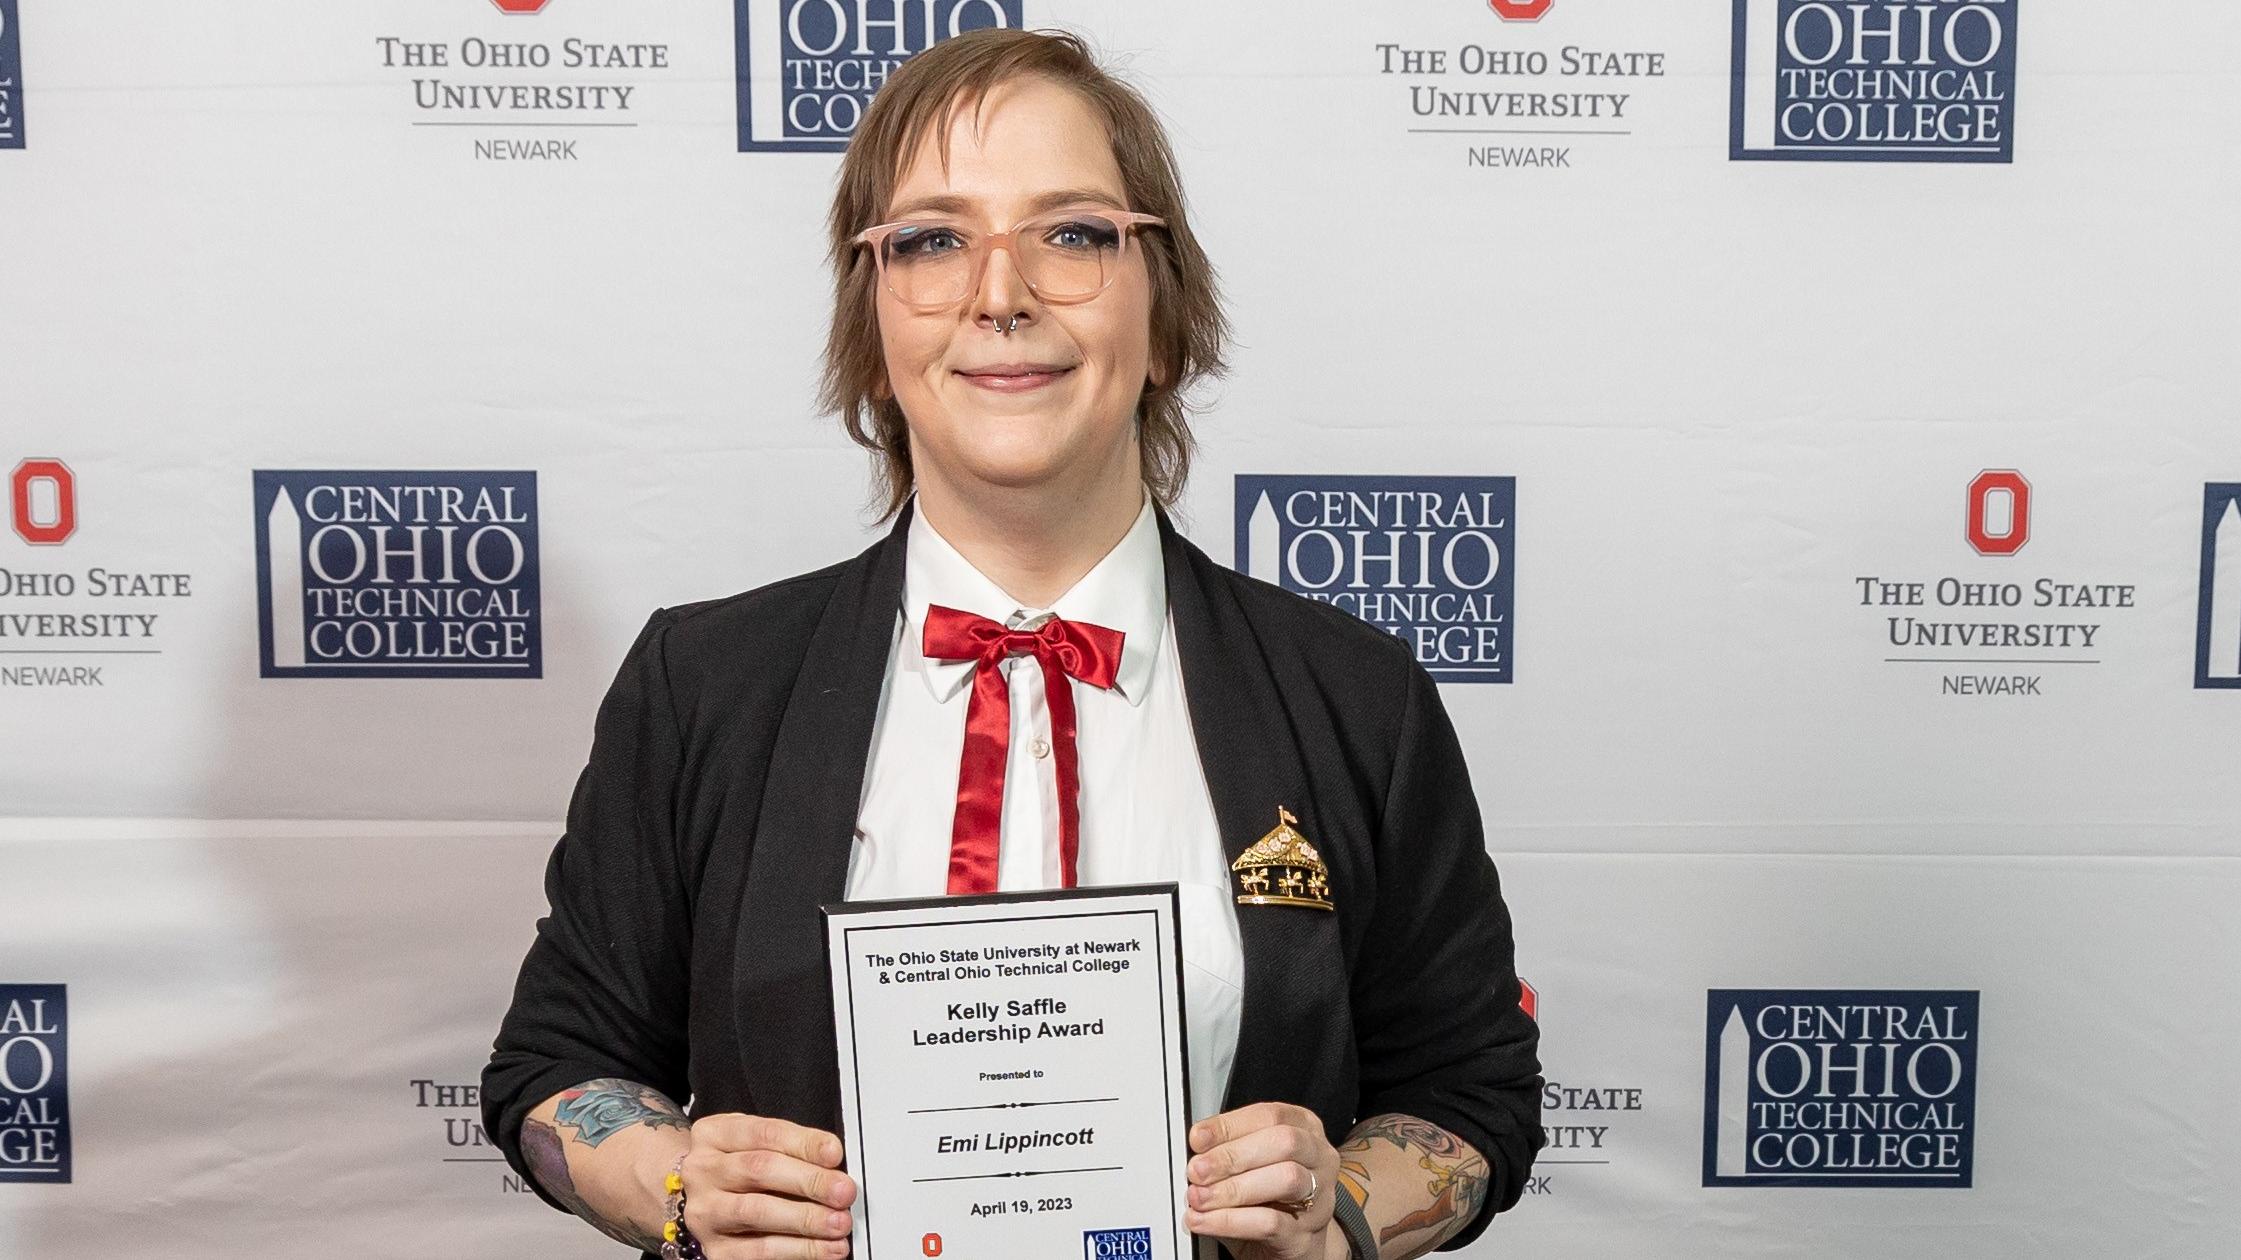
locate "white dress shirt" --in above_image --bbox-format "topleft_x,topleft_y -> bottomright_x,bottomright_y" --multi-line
845,498 -> 1244,1124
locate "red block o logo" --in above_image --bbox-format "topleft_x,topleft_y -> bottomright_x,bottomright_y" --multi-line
490,0 -> 553,13
1966,470 -> 2031,556
922,1234 -> 942,1257
1517,978 -> 1538,1022
1490,0 -> 1554,20
11,458 -> 76,545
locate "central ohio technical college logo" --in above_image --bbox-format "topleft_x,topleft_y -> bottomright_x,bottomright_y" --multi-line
0,0 -> 24,149
252,471 -> 541,679
1703,989 -> 1979,1188
1730,0 -> 2018,162
1083,1227 -> 1150,1259
735,0 -> 1021,152
1236,476 -> 1515,684
0,985 -> 69,1183
2197,483 -> 2241,689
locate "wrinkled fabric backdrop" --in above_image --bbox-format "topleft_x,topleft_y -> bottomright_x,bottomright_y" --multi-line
3,1 -> 2237,1257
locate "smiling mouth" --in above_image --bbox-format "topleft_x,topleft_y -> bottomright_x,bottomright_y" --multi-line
956,364 -> 1076,393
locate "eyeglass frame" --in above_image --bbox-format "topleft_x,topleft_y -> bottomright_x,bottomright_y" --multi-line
851,209 -> 1168,311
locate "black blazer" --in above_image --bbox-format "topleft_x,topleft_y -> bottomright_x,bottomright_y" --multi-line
484,507 -> 1543,1250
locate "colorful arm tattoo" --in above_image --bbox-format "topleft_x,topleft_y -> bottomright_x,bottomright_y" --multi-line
1334,1113 -> 1491,1259
522,1115 -> 664,1253
553,1078 -> 691,1147
521,1079 -> 690,1251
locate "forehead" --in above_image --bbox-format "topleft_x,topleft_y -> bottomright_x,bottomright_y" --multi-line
887,76 -> 1126,215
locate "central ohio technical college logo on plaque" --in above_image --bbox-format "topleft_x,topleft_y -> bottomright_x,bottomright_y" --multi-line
252,471 -> 541,679
735,0 -> 1021,152
1703,989 -> 1979,1188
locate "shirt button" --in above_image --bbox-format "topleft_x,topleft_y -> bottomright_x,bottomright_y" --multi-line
1030,738 -> 1051,759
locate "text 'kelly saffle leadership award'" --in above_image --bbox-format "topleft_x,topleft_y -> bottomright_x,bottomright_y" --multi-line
823,885 -> 1193,1260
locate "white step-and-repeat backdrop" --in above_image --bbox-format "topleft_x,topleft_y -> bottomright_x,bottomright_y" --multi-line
5,1 -> 2238,1256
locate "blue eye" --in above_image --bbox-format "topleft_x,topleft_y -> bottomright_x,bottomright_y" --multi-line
890,226 -> 968,259
1043,219 -> 1120,252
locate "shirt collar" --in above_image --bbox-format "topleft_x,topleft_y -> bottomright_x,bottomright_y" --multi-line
902,495 -> 1167,707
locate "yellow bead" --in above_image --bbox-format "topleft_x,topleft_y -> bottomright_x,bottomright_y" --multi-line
665,1173 -> 683,1193
663,1222 -> 678,1243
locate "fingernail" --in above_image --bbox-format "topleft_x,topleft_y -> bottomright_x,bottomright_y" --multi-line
1187,1158 -> 1207,1180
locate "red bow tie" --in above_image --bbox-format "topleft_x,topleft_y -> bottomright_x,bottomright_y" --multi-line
920,605 -> 1125,894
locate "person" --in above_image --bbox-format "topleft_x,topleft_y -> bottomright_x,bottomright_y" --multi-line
483,28 -> 1541,1260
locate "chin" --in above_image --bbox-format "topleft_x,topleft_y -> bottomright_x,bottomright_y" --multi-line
942,416 -> 1086,478
954,451 -> 1079,494
914,401 -> 1134,497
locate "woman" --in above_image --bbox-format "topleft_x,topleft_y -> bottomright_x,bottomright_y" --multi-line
484,28 -> 1541,1260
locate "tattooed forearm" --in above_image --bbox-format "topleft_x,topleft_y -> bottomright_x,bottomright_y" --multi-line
522,1116 -> 664,1253
521,1078 -> 691,1251
553,1078 -> 691,1147
1333,1113 -> 1490,1260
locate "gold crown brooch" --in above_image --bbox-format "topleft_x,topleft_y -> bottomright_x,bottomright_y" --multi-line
1232,807 -> 1334,912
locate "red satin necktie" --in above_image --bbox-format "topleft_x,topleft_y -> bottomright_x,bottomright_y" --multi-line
920,604 -> 1125,894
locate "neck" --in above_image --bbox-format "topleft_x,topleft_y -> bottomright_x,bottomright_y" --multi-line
912,456 -> 1149,610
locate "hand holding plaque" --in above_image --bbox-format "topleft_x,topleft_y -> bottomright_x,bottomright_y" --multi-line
678,1113 -> 856,1257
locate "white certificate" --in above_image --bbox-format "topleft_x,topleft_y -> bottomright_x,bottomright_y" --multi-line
824,884 -> 1194,1260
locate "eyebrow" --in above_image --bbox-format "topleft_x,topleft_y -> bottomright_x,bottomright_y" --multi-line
884,187 -> 1129,220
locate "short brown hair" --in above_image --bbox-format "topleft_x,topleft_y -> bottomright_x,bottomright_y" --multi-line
818,28 -> 1229,519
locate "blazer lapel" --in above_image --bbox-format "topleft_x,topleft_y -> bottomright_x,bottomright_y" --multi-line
1159,512 -> 1327,1114
733,507 -> 910,1132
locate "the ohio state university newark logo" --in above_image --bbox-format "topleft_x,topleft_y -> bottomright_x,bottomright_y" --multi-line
1963,469 -> 2028,556
10,459 -> 73,545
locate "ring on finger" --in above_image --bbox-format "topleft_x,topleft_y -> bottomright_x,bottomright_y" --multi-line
1280,1170 -> 1319,1214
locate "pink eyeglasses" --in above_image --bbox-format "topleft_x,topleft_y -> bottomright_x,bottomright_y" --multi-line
853,209 -> 1166,310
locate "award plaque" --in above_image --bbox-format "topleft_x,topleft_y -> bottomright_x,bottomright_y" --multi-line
824,884 -> 1194,1260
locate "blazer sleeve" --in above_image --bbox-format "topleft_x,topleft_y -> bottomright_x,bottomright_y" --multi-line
483,610 -> 694,1214
1349,656 -> 1544,1247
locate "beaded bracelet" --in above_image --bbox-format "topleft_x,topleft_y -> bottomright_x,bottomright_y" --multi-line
659,1154 -> 706,1260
